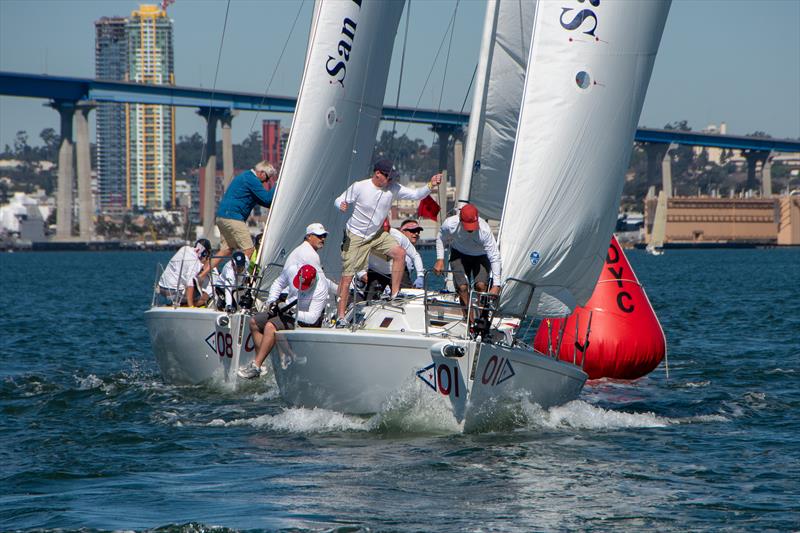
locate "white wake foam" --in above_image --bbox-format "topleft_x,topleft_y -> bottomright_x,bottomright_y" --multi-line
524,400 -> 672,429
207,407 -> 371,433
75,374 -> 104,391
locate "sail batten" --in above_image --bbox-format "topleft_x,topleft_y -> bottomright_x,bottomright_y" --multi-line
498,0 -> 671,318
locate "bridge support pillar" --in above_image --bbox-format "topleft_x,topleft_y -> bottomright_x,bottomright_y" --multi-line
642,142 -> 671,196
198,107 -> 223,242
50,100 -> 76,240
742,149 -> 770,194
661,147 -> 673,197
74,103 -> 95,241
431,124 -> 463,187
220,110 -> 238,189
762,154 -> 773,197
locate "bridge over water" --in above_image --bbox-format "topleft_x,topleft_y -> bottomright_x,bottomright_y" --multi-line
2,71 -> 798,239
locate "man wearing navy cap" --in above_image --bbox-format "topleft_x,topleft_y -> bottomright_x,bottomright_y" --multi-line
333,159 -> 442,327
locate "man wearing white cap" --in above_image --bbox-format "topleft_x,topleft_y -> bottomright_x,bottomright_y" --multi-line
237,223 -> 332,379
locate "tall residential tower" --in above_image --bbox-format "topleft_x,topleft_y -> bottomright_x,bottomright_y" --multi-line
94,4 -> 175,214
94,16 -> 128,215
126,4 -> 175,211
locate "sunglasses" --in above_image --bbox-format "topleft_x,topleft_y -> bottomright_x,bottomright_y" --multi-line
402,228 -> 422,234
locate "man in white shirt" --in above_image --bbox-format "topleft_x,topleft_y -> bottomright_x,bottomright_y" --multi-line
237,223 -> 331,379
215,250 -> 248,310
433,204 -> 502,310
358,219 -> 426,297
398,218 -> 426,287
334,159 -> 442,326
158,238 -> 212,307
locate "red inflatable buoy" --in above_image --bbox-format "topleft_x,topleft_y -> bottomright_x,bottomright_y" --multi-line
533,236 -> 666,379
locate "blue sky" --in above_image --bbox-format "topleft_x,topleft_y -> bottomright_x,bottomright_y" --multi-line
0,0 -> 798,150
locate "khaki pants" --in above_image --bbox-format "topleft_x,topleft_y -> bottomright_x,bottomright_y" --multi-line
341,230 -> 397,274
217,218 -> 253,250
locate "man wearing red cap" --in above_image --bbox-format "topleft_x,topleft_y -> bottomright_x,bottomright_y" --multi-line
238,223 -> 332,379
333,159 -> 442,327
434,203 -> 502,311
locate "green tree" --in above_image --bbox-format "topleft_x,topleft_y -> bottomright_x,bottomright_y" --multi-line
38,128 -> 59,161
233,131 -> 263,170
174,133 -> 205,177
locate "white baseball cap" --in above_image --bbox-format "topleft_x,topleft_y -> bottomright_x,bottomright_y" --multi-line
306,222 -> 328,236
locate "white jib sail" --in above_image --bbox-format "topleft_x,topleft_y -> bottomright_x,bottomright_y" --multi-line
257,0 -> 406,289
498,0 -> 671,318
458,0 -> 537,221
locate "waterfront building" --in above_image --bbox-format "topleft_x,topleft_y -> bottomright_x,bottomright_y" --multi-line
95,16 -> 128,215
126,4 -> 176,211
644,194 -> 800,246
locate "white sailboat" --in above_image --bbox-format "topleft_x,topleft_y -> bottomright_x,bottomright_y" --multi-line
267,0 -> 671,431
143,0 -> 406,386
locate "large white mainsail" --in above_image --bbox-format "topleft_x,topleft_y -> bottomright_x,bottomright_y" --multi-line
458,0 -> 536,221
257,0 -> 406,288
498,0 -> 671,317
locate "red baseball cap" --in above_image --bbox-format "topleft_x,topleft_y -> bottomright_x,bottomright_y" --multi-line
293,264 -> 317,291
459,204 -> 479,231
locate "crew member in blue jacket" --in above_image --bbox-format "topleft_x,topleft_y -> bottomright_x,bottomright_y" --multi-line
214,161 -> 277,267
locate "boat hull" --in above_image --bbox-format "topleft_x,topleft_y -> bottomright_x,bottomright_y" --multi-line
144,307 -> 258,385
271,328 -> 587,429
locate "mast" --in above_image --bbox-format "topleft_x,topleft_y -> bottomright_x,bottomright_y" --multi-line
457,0 -> 537,221
457,0 -> 499,207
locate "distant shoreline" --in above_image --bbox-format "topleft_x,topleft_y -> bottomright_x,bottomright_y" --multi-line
4,239 -> 798,252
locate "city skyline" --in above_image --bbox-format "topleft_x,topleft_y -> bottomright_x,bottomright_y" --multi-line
1,0 -> 798,151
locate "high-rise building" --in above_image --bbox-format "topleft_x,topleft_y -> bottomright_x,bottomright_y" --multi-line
94,5 -> 176,214
95,16 -> 128,215
126,4 -> 175,211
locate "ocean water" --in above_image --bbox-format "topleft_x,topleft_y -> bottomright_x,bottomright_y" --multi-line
1,248 -> 798,531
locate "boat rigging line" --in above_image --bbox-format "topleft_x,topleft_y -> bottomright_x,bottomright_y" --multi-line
195,0 -> 231,172
400,0 -> 461,139
246,0 -> 309,135
186,0 -> 231,241
389,0 -> 412,153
